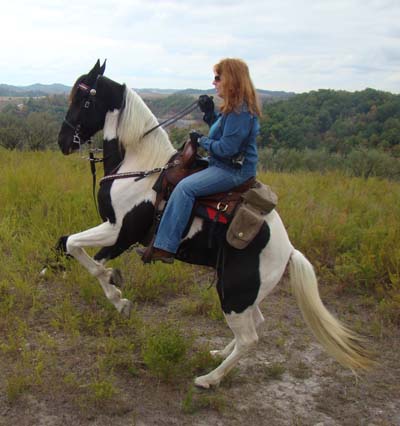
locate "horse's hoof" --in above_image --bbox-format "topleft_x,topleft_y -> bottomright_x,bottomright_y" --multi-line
110,268 -> 123,288
194,375 -> 220,389
194,376 -> 210,389
120,299 -> 133,318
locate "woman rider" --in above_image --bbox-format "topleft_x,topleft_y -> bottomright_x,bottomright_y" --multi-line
140,58 -> 261,263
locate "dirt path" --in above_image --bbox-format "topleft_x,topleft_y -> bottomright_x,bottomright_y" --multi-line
1,283 -> 399,426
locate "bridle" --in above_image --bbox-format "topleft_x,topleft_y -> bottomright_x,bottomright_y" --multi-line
63,78 -> 100,151
62,76 -> 105,216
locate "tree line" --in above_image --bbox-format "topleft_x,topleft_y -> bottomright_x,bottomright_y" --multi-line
259,88 -> 400,155
0,88 -> 399,178
258,88 -> 400,179
0,95 -> 66,150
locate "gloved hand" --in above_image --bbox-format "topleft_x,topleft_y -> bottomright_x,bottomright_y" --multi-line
189,130 -> 203,145
197,95 -> 214,114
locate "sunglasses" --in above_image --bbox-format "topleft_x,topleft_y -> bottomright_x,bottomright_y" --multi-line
214,75 -> 221,82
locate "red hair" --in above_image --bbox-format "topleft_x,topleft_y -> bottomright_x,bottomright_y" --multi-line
214,58 -> 261,116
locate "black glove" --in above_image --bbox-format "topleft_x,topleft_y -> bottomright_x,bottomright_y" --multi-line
189,130 -> 203,145
197,95 -> 214,114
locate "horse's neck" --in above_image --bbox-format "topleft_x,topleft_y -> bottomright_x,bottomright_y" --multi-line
117,89 -> 176,171
102,138 -> 123,175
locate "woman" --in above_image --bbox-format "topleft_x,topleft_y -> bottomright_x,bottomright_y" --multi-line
143,58 -> 261,263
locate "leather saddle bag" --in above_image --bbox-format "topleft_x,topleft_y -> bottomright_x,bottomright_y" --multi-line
226,181 -> 278,249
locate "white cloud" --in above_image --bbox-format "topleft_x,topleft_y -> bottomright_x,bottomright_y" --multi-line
0,0 -> 398,93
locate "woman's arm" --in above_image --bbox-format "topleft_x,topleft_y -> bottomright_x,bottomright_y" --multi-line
199,111 -> 252,158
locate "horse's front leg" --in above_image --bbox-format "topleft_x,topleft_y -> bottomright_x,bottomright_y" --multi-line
61,222 -> 133,317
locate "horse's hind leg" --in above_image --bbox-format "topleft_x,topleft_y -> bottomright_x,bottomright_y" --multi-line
210,339 -> 236,359
210,305 -> 264,359
195,306 -> 259,388
63,222 -> 133,316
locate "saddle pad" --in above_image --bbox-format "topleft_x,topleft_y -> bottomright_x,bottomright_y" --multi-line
194,204 -> 229,224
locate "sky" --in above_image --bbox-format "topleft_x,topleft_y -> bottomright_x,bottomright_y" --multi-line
0,0 -> 399,93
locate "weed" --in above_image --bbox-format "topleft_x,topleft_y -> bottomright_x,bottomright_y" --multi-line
181,286 -> 224,321
181,386 -> 226,414
89,379 -> 118,403
275,336 -> 286,348
6,374 -> 31,402
264,363 -> 286,380
188,346 -> 222,375
142,322 -> 191,381
290,361 -> 312,380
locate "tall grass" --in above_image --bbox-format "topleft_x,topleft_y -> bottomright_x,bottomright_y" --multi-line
0,149 -> 399,405
260,171 -> 400,308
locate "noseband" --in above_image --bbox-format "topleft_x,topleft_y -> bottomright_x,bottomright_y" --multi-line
63,80 -> 99,150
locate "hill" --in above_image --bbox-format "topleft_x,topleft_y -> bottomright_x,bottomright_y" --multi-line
141,87 -> 295,101
260,88 -> 400,155
0,83 -> 295,100
0,83 -> 71,97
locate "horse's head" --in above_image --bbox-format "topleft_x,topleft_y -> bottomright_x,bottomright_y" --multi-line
58,60 -> 108,155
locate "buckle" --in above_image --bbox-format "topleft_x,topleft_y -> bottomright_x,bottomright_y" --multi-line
217,202 -> 228,212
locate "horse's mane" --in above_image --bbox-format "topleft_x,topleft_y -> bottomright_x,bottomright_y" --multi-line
117,88 -> 176,168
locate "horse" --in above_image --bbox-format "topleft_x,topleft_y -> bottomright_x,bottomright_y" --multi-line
56,60 -> 372,389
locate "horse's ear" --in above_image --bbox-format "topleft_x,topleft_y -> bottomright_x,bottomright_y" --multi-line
88,60 -> 101,78
99,59 -> 106,76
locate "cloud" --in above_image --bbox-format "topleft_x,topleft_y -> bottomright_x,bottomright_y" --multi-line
0,0 -> 399,93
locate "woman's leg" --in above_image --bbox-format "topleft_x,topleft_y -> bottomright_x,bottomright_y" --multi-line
154,166 -> 243,254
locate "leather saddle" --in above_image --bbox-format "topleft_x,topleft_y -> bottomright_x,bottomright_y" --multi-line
139,140 -> 254,254
153,139 -> 255,224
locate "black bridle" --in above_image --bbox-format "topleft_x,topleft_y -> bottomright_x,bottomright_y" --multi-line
62,77 -> 105,216
63,78 -> 100,151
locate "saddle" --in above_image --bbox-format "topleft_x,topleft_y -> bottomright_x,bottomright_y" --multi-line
156,139 -> 254,222
142,140 -> 255,254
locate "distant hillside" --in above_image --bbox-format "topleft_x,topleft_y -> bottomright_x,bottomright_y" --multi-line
1,83 -> 294,101
136,87 -> 295,101
135,88 -> 177,96
0,83 -> 71,97
172,88 -> 295,101
259,88 -> 400,155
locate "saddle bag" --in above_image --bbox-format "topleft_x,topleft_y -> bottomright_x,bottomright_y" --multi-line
241,181 -> 278,214
226,181 -> 278,250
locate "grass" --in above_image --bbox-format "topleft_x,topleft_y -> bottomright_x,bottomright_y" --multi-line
181,386 -> 226,414
0,149 -> 399,409
141,322 -> 190,382
261,170 -> 400,314
264,363 -> 286,381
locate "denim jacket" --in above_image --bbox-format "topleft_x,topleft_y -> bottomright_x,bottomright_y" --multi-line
198,104 -> 259,178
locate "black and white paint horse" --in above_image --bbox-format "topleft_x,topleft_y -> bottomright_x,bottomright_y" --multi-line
56,60 -> 371,388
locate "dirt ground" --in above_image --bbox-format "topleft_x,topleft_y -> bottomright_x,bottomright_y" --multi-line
0,279 -> 399,426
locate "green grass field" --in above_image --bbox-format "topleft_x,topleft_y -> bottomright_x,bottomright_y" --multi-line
0,148 -> 399,411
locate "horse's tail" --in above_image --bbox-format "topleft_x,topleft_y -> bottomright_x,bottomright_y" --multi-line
289,248 -> 373,373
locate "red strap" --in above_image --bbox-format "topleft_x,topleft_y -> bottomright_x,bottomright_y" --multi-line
206,207 -> 228,224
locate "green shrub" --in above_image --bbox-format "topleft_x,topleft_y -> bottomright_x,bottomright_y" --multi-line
142,323 -> 190,381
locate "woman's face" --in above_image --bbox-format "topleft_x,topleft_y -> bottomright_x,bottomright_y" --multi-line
213,73 -> 223,98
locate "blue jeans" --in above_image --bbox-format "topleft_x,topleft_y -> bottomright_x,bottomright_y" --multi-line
154,166 -> 252,253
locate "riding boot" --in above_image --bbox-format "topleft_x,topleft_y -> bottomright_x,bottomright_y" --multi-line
135,246 -> 175,264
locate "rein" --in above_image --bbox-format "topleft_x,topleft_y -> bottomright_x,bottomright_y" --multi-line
99,158 -> 181,184
142,100 -> 199,138
93,98 -> 200,186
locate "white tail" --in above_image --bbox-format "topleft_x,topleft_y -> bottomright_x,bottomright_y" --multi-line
289,249 -> 373,372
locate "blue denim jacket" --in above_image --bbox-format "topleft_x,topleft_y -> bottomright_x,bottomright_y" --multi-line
198,104 -> 259,179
